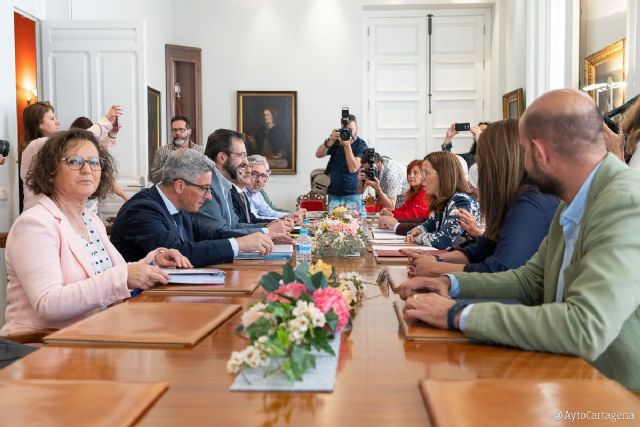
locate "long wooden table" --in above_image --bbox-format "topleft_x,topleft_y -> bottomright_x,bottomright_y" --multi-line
0,254 -> 607,426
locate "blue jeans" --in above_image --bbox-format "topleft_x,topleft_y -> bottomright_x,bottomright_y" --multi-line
327,194 -> 363,212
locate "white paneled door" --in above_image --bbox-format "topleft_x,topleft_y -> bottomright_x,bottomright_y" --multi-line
365,11 -> 488,163
41,20 -> 147,191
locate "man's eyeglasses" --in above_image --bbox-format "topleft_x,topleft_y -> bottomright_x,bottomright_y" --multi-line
171,128 -> 188,133
61,156 -> 104,171
177,178 -> 212,195
230,151 -> 247,159
250,171 -> 269,180
420,169 -> 439,177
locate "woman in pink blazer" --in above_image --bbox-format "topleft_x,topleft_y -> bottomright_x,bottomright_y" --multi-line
2,129 -> 191,336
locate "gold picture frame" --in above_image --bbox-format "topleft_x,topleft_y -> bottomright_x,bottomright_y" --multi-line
584,39 -> 625,112
502,88 -> 525,119
147,86 -> 161,174
237,91 -> 297,174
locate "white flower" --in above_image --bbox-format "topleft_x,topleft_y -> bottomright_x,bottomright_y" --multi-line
227,344 -> 270,374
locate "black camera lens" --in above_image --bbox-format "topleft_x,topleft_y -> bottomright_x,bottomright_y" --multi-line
339,128 -> 351,141
0,140 -> 9,157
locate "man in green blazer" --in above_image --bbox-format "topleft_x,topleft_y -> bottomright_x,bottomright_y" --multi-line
398,89 -> 640,390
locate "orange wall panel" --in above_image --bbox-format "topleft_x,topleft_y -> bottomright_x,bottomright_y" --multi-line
14,12 -> 37,146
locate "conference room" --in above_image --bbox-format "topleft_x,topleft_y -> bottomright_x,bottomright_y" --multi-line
0,0 -> 639,425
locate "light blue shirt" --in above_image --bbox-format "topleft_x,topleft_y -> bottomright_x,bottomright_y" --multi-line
245,189 -> 287,219
156,184 -> 238,256
448,161 -> 603,330
215,167 -> 268,234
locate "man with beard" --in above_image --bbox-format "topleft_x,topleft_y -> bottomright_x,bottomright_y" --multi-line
148,116 -> 205,184
397,89 -> 640,390
111,149 -> 274,267
194,129 -> 293,239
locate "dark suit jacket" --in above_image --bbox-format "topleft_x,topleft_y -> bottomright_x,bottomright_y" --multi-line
230,187 -> 269,225
110,186 -> 237,267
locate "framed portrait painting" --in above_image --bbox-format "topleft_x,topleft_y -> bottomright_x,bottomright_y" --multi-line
584,39 -> 625,113
147,86 -> 161,174
237,91 -> 297,174
502,88 -> 525,119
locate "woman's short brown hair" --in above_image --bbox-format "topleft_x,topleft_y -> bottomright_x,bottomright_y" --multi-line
424,151 -> 471,212
404,159 -> 424,201
27,129 -> 116,200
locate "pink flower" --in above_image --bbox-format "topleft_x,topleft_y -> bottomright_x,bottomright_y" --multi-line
313,287 -> 350,331
266,282 -> 309,303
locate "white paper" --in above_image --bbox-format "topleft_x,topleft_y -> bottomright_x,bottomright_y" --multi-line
371,245 -> 436,252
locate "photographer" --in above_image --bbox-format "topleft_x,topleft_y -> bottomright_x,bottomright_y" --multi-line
315,112 -> 368,209
357,151 -> 407,210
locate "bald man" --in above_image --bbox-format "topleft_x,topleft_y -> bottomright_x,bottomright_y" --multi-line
398,89 -> 640,390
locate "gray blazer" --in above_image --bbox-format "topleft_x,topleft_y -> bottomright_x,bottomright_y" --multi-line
193,167 -> 265,235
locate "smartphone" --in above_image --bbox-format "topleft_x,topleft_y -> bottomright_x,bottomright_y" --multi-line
113,115 -> 119,131
603,115 -> 619,134
455,123 -> 471,132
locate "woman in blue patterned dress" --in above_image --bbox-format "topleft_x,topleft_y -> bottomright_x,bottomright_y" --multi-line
405,151 -> 480,249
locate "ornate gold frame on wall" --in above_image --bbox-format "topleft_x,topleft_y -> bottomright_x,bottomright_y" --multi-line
584,39 -> 626,102
502,88 -> 525,119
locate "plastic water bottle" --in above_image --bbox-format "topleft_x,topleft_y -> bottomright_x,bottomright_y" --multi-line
295,228 -> 313,265
359,209 -> 369,236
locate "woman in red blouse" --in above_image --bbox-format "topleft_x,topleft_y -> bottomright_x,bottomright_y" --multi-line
380,159 -> 431,221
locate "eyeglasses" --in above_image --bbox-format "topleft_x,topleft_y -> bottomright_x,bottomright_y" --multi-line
250,171 -> 269,180
171,128 -> 188,133
61,156 -> 104,171
177,178 -> 212,195
420,169 -> 439,177
230,151 -> 247,159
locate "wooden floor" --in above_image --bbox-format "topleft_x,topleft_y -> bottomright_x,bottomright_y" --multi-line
0,253 -> 607,426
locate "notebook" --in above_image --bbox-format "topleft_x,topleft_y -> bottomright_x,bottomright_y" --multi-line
237,244 -> 294,260
146,269 -> 262,295
44,302 -> 240,347
419,378 -> 640,427
393,301 -> 468,342
0,379 -> 168,427
161,268 -> 225,284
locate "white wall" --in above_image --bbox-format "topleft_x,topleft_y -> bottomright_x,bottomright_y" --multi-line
580,0 -> 628,87
171,0 -> 365,210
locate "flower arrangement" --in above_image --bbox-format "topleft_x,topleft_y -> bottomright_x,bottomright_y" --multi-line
227,261 -> 360,382
313,207 -> 366,258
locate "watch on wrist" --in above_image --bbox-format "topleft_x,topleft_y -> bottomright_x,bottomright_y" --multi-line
323,138 -> 331,148
447,301 -> 469,331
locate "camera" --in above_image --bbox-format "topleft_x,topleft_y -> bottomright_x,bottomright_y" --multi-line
339,107 -> 351,141
454,122 -> 471,132
0,140 -> 9,157
362,148 -> 379,181
602,94 -> 639,134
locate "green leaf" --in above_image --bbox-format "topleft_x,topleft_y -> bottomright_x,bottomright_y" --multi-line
294,262 -> 310,276
259,272 -> 283,292
282,263 -> 295,283
244,317 -> 272,341
309,272 -> 328,290
324,309 -> 339,333
309,328 -> 335,356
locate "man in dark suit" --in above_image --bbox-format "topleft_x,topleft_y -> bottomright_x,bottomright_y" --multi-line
193,129 -> 293,242
229,163 -> 271,224
111,149 -> 273,268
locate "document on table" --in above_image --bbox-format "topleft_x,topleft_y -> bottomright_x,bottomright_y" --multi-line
161,268 -> 225,284
237,244 -> 294,260
372,229 -> 404,240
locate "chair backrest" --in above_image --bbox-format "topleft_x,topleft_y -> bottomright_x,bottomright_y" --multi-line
309,168 -> 330,195
0,232 -> 7,249
297,191 -> 327,211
